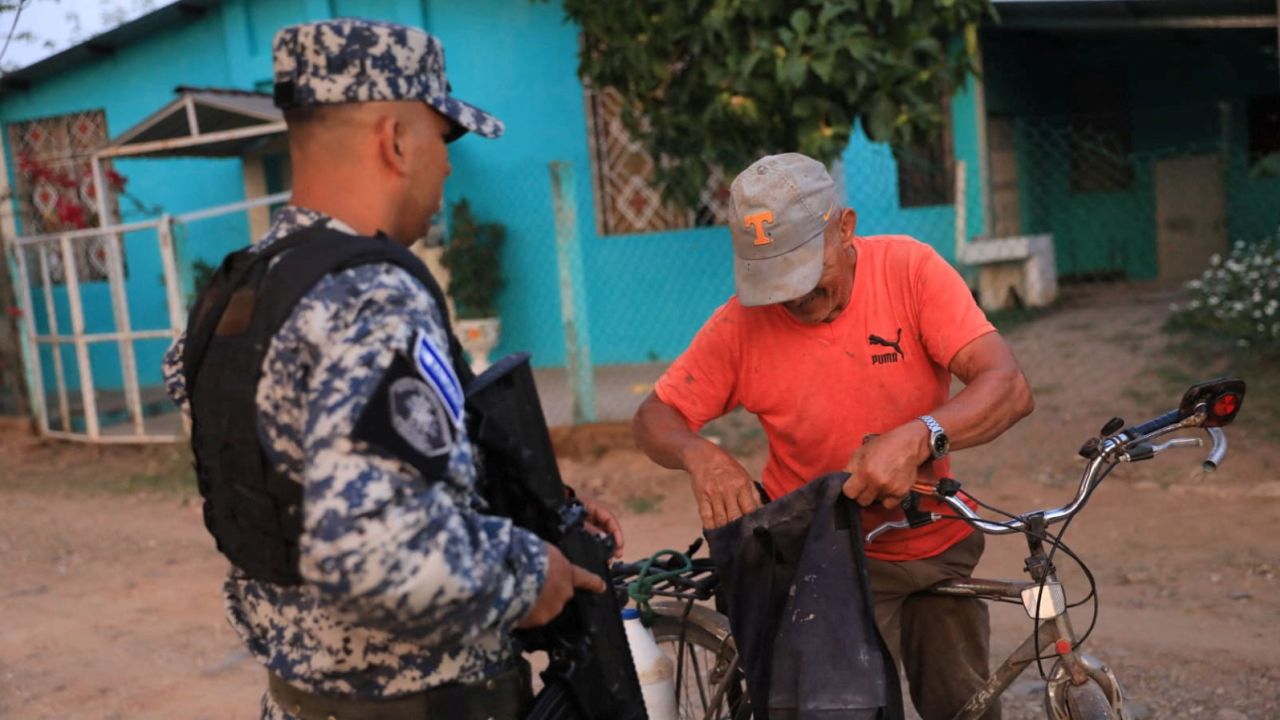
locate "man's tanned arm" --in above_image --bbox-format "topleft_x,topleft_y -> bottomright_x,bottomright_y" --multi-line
633,393 -> 762,528
843,333 -> 1034,508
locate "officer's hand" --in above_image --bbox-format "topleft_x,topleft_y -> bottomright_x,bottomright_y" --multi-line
580,494 -> 625,560
842,425 -> 929,509
685,442 -> 760,529
517,543 -> 606,629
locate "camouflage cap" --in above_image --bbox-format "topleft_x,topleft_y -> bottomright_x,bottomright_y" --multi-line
272,18 -> 504,142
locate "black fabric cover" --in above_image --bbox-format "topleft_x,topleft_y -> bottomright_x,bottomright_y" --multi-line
705,473 -> 904,720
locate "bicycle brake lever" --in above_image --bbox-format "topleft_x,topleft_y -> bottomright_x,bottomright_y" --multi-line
1122,437 -> 1202,462
865,491 -> 939,545
1152,437 -> 1203,453
901,491 -> 935,528
865,519 -> 910,543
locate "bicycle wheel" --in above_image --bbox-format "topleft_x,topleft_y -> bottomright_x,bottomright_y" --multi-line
648,601 -> 751,720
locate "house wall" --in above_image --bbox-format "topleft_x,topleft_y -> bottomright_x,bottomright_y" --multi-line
982,29 -> 1280,280
2,0 -> 985,411
425,0 -> 985,367
847,71 -> 986,266
1,6 -> 248,404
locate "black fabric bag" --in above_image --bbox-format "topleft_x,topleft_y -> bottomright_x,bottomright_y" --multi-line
705,473 -> 904,720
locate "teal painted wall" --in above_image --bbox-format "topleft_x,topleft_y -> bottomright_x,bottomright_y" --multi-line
424,0 -> 738,367
982,29 -> 1280,279
847,70 -> 985,267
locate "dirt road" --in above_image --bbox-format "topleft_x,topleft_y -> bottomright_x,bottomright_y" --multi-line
2,285 -> 1277,719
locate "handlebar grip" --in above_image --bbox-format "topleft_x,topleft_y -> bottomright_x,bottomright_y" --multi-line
1124,409 -> 1181,439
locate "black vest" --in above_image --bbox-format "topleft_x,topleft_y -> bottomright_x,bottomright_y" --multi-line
182,227 -> 474,586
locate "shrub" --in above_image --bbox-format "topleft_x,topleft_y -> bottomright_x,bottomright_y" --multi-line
1169,233 -> 1280,357
439,199 -> 505,320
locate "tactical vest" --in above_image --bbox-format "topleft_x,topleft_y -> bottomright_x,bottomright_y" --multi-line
182,227 -> 474,586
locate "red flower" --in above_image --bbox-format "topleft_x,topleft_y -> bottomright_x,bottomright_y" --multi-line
55,197 -> 88,229
104,167 -> 127,192
18,153 -> 130,219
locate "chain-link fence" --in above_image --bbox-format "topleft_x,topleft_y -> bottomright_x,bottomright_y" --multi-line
986,115 -> 1278,285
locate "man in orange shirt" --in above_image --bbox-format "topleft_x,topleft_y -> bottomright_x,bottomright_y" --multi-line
633,153 -> 1034,720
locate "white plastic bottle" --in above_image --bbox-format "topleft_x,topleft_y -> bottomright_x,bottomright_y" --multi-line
621,607 -> 679,720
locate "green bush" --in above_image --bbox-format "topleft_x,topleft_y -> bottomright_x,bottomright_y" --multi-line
440,199 -> 505,320
1169,234 -> 1280,357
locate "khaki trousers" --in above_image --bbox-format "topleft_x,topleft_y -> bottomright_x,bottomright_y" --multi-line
866,530 -> 999,720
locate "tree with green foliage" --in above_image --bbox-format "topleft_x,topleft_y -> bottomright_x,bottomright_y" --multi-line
548,0 -> 995,206
440,199 -> 506,320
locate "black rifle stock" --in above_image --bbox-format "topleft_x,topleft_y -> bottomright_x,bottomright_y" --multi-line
465,353 -> 647,720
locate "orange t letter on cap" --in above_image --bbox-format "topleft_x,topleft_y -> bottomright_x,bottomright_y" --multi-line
744,211 -> 774,246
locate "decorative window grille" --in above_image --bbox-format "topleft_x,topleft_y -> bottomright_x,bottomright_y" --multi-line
584,87 -> 730,236
8,110 -> 122,285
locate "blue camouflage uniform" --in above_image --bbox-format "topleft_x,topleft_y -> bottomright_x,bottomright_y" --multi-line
163,18 -> 535,719
163,207 -> 546,719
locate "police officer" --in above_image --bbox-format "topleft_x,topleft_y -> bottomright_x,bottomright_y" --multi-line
162,18 -> 618,720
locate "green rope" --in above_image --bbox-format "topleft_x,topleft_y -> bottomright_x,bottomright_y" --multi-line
627,549 -> 693,626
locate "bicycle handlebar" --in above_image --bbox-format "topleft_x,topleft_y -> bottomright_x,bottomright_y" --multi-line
866,400 -> 1233,543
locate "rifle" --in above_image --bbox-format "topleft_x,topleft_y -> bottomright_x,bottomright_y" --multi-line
465,353 -> 647,720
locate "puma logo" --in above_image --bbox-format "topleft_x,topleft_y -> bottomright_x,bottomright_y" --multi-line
869,329 -> 904,365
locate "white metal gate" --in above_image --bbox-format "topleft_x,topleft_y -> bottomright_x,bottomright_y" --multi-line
4,191 -> 289,442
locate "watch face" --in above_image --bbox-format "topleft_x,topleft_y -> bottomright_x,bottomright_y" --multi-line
932,434 -> 949,457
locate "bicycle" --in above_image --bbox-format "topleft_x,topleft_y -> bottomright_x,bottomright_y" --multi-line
611,540 -> 750,720
609,377 -> 1246,720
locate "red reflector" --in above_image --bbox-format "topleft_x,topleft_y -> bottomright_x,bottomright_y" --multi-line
1213,394 -> 1240,417
1055,639 -> 1072,655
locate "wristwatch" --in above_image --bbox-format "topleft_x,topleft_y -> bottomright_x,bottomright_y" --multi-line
917,415 -> 950,460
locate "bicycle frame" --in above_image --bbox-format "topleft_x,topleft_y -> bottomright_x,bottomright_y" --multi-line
929,577 -> 1124,720
921,504 -> 1130,720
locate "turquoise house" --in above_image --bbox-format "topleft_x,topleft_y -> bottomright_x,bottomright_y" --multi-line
0,0 -> 1276,435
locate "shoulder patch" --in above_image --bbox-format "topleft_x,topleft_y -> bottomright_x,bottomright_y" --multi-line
353,346 -> 458,482
412,329 -> 464,427
388,377 -> 454,458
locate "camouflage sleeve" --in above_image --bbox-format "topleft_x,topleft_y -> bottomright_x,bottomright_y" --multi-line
162,333 -> 189,412
291,263 -> 547,645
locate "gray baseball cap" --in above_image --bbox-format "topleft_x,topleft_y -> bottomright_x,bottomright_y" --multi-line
272,18 -> 504,142
729,153 -> 840,307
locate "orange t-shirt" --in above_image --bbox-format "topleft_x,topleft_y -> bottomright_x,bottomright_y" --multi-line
654,235 -> 996,562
